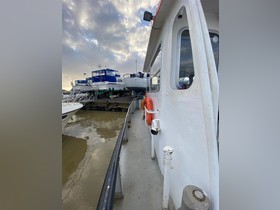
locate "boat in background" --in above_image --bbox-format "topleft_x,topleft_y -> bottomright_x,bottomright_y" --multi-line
89,69 -> 125,92
62,90 -> 95,104
62,102 -> 83,132
123,72 -> 150,93
71,78 -> 94,93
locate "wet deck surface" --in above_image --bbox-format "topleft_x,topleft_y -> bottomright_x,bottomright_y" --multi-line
114,109 -> 163,210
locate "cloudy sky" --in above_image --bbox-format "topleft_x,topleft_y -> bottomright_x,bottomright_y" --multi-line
62,0 -> 159,90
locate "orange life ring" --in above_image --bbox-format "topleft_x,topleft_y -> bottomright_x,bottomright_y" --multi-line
145,97 -> 154,126
141,97 -> 146,110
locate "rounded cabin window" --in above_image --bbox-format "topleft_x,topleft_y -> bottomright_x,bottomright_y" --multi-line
178,30 -> 194,90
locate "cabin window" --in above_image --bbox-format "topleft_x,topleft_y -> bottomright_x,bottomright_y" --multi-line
149,45 -> 161,92
177,30 -> 194,90
176,31 -> 219,89
92,71 -> 105,76
106,71 -> 115,76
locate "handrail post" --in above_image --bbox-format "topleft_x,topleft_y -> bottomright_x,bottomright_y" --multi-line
127,108 -> 131,124
132,101 -> 135,114
133,100 -> 137,111
138,98 -> 142,109
114,166 -> 123,199
123,122 -> 128,143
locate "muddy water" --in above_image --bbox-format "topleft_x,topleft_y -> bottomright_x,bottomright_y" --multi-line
62,110 -> 126,210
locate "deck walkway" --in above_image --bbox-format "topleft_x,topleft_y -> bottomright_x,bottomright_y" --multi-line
114,109 -> 163,210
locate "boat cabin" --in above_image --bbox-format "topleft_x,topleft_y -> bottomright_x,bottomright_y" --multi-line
91,69 -> 122,83
143,0 -> 219,209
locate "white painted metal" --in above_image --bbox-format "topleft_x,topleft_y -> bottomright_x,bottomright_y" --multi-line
62,102 -> 83,132
71,84 -> 93,92
144,106 -> 159,126
90,81 -> 125,91
151,119 -> 161,159
151,134 -> 155,159
143,0 -> 219,209
123,73 -> 149,92
162,146 -> 174,209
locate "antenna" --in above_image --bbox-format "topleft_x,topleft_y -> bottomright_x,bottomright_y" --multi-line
136,59 -> 138,73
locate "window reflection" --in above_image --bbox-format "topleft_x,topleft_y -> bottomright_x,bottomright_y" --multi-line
179,30 -> 194,89
178,30 -> 219,89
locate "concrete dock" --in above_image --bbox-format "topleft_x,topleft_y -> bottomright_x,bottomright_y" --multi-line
83,95 -> 134,111
113,109 -> 163,210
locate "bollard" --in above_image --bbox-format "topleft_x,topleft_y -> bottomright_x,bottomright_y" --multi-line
179,185 -> 210,210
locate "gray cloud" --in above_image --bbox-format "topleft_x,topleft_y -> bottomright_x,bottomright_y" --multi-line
62,0 -> 158,90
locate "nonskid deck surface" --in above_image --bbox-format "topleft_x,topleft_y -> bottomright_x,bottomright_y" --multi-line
114,110 -> 163,210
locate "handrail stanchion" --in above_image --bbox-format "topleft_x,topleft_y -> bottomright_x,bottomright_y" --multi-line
127,108 -> 131,124
123,121 -> 128,143
114,166 -> 123,199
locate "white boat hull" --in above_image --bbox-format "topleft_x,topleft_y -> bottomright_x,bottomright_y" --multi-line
123,77 -> 148,92
62,102 -> 83,132
71,85 -> 94,93
91,82 -> 125,91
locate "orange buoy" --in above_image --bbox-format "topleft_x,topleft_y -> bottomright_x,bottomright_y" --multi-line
145,97 -> 154,126
141,96 -> 147,110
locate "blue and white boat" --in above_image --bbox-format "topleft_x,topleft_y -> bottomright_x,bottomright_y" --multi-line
71,78 -> 94,93
89,68 -> 125,91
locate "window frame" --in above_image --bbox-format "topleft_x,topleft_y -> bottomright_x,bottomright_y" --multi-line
176,28 -> 195,90
149,44 -> 162,92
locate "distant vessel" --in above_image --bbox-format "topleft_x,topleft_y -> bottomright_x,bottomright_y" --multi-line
62,102 -> 83,132
71,78 -> 94,93
89,69 -> 125,92
62,90 -> 95,104
98,0 -> 219,210
123,72 -> 150,93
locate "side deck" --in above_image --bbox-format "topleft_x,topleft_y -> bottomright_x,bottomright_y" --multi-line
113,109 -> 163,210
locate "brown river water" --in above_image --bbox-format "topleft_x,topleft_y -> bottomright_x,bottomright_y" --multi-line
62,110 -> 126,210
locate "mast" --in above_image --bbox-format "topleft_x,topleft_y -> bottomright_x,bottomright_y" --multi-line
135,59 -> 137,73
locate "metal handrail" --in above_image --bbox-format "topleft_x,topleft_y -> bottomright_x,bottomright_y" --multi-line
144,106 -> 159,114
96,98 -> 138,210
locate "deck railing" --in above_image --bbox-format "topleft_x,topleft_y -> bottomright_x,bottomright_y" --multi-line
62,90 -> 96,104
96,97 -> 141,210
